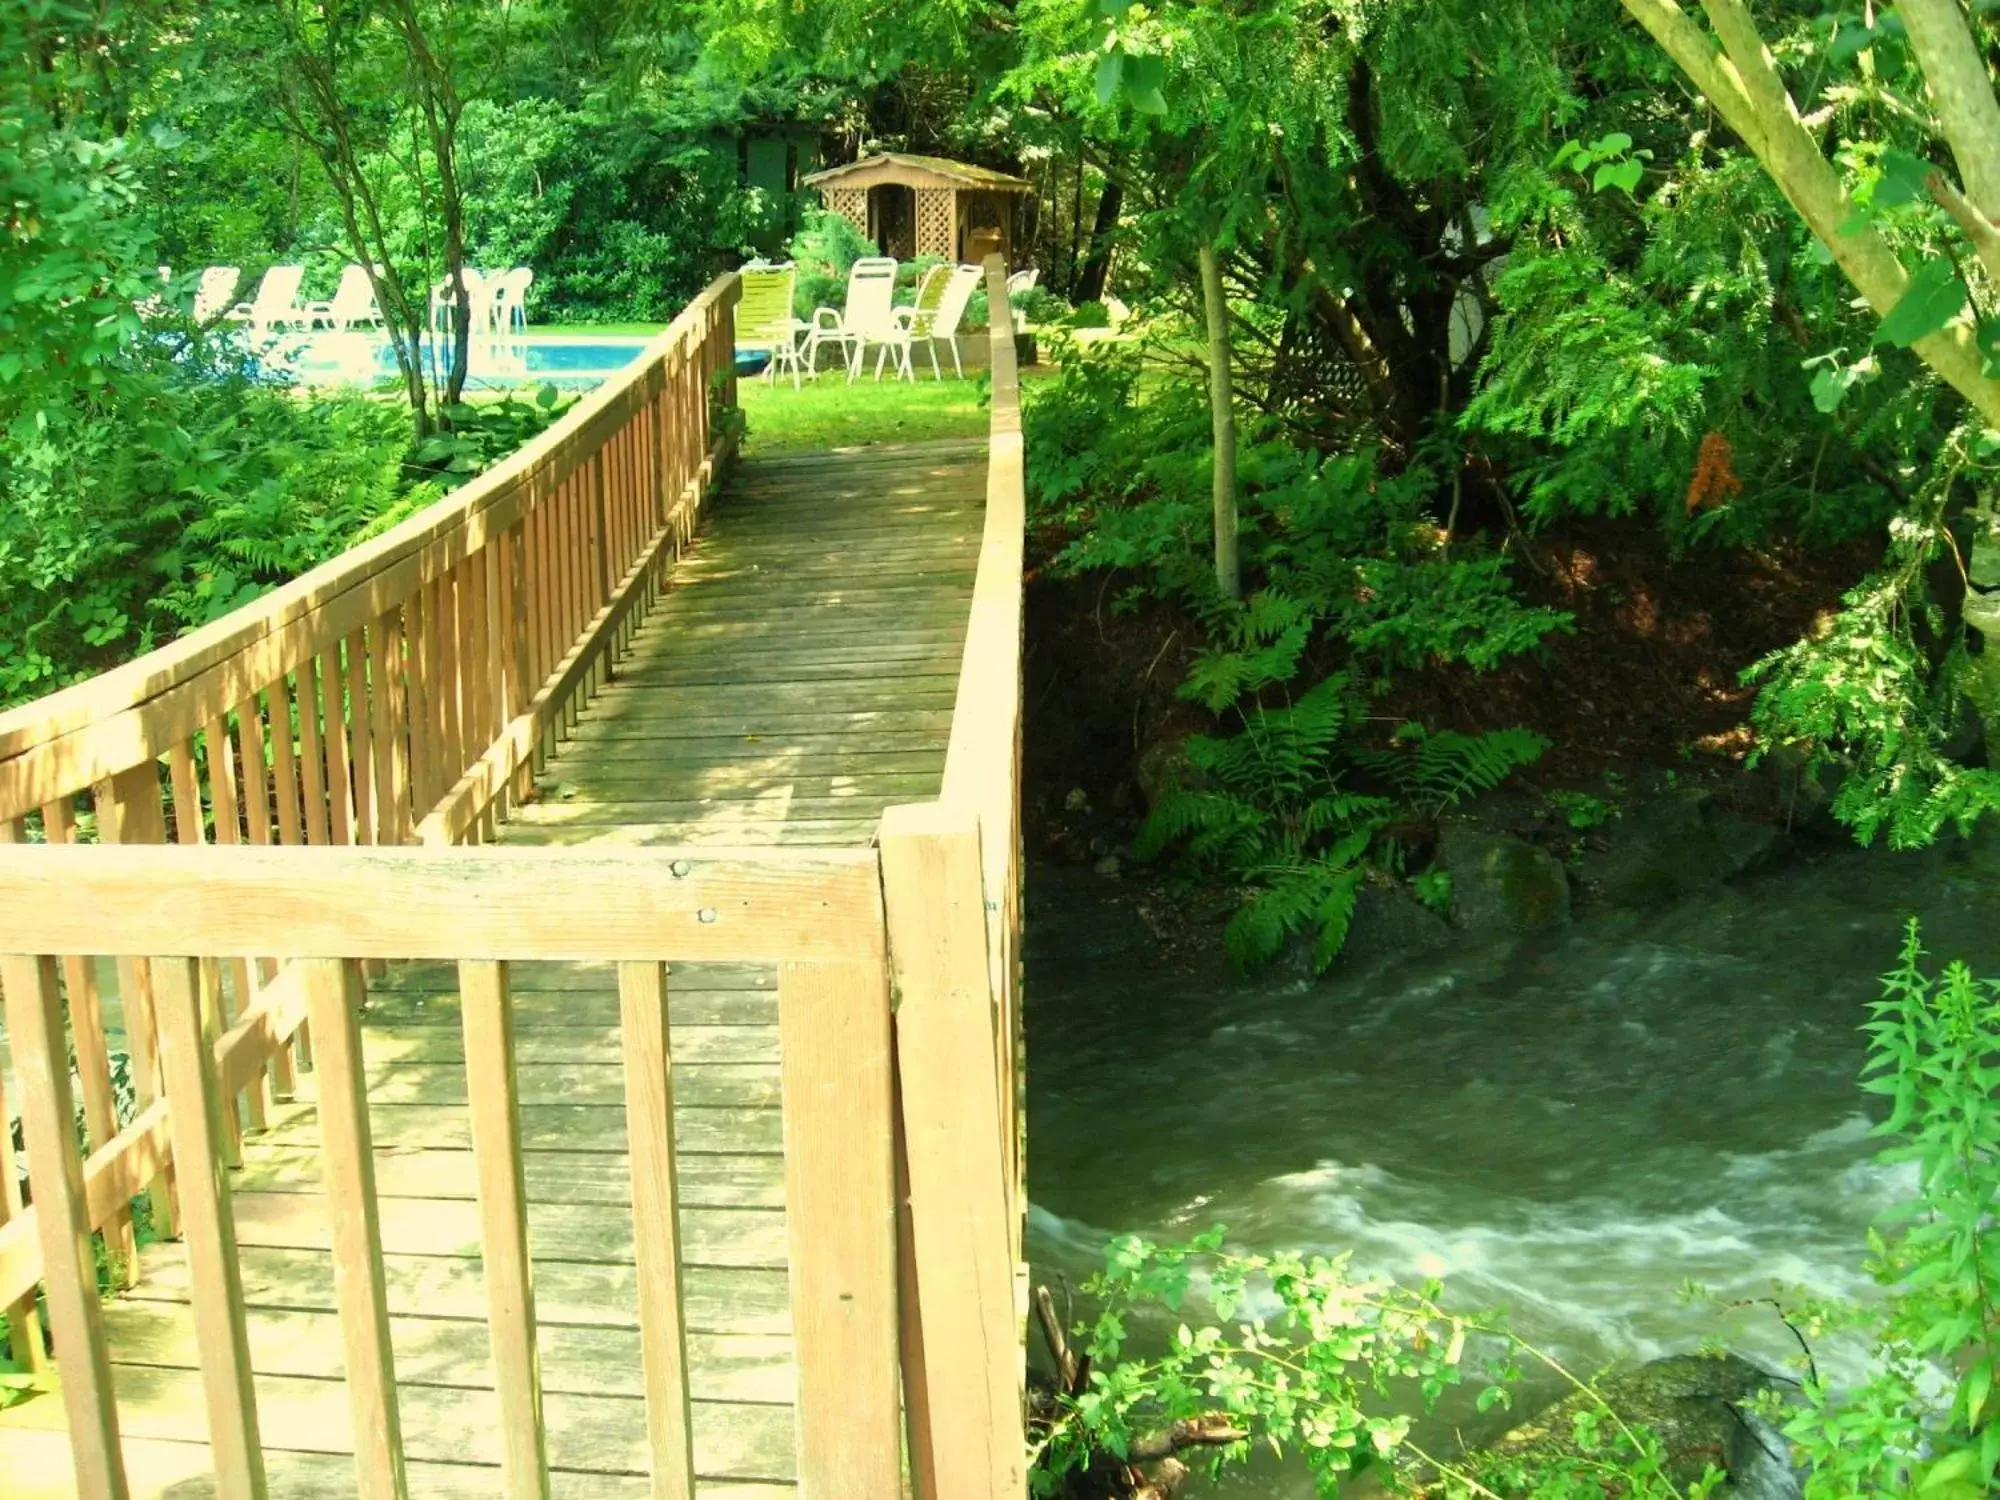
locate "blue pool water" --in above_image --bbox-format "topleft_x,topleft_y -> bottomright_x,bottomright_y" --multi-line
271,331 -> 651,390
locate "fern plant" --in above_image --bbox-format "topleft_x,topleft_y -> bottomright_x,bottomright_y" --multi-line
1135,677 -> 1392,971
1355,722 -> 1550,821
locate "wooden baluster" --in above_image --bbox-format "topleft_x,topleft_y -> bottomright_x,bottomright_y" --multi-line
270,684 -> 312,1096
269,678 -> 306,847
320,643 -> 353,846
777,958 -> 901,1499
618,963 -> 697,1500
235,695 -> 273,847
0,821 -> 49,1366
458,960 -> 550,1500
1,954 -> 127,1496
434,566 -> 464,801
371,610 -> 412,846
169,741 -> 242,1168
296,658 -> 331,845
30,800 -> 137,1285
303,959 -> 408,1500
95,767 -> 176,1238
590,452 -> 611,698
204,718 -> 269,1134
345,628 -> 377,845
153,957 -> 267,1500
403,589 -> 434,822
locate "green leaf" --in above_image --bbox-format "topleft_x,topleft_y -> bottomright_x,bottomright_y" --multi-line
1094,48 -> 1124,106
534,381 -> 560,409
1589,131 -> 1633,156
1874,148 -> 1936,209
1593,159 -> 1643,195
1876,258 -> 1966,347
1919,1447 -> 1982,1493
1124,54 -> 1168,115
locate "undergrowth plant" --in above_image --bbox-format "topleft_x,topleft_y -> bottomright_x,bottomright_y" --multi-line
1030,343 -> 1567,967
1035,1227 -> 1719,1500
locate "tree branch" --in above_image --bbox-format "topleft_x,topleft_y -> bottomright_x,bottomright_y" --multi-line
1898,0 -> 2000,223
1622,0 -> 2000,426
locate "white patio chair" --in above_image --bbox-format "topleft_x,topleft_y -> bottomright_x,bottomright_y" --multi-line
429,269 -> 492,338
228,265 -> 310,336
801,257 -> 898,381
491,267 -> 534,336
1006,267 -> 1040,295
192,266 -> 242,323
735,262 -> 808,389
304,264 -> 384,331
869,263 -> 982,381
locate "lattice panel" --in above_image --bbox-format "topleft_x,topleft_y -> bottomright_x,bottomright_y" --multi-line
825,188 -> 869,236
916,189 -> 957,259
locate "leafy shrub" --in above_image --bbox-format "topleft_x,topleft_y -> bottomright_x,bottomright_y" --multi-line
1745,458 -> 2000,849
788,207 -> 875,320
1066,298 -> 1111,329
1028,343 -> 1565,965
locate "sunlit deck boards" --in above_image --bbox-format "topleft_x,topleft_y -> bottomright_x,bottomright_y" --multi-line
0,438 -> 985,1498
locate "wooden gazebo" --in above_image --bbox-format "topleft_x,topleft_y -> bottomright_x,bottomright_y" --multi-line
803,152 -> 1033,265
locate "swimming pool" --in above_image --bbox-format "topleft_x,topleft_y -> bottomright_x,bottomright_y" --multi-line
270,331 -> 653,390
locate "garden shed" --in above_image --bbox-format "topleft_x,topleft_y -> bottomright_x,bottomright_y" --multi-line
803,152 -> 1033,265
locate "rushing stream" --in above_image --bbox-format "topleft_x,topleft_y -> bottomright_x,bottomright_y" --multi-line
1024,835 -> 2000,1494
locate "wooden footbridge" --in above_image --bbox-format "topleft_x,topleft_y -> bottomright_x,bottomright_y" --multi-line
0,264 -> 1028,1500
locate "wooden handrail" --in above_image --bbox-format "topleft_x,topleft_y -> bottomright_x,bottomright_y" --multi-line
875,256 -> 1031,1500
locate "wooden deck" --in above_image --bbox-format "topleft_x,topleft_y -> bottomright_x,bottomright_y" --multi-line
0,439 -> 987,1498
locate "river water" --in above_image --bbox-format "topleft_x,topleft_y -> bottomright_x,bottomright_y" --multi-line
1024,836 -> 2000,1493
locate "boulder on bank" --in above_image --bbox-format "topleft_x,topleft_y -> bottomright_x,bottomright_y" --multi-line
1475,1353 -> 1791,1495
1439,826 -> 1571,935
1594,788 -> 1780,907
1338,884 -> 1455,967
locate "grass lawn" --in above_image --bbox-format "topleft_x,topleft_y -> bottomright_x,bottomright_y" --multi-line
737,371 -> 989,456
523,322 -> 667,339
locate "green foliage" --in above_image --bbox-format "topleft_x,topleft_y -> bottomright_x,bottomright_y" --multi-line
1745,446 -> 2000,849
1135,677 -> 1389,971
1030,344 -> 1561,966
1547,790 -> 1616,831
1036,1226 -> 1717,1499
1356,724 -> 1549,822
789,207 -> 876,320
1774,926 -> 2000,1499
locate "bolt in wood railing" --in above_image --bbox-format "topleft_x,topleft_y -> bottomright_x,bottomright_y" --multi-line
0,274 -> 740,1346
877,256 -> 1030,1500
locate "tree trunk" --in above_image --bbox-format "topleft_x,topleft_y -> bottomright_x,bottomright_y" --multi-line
1076,178 -> 1124,304
1199,243 -> 1241,601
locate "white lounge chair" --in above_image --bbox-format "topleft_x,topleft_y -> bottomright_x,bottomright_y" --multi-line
869,263 -> 982,381
801,257 -> 898,381
736,262 -> 807,389
305,265 -> 384,331
1006,267 -> 1040,295
192,266 -> 242,323
229,265 -> 309,336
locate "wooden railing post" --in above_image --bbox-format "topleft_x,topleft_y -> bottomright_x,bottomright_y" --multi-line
2,954 -> 129,1499
777,957 -> 901,1499
878,802 -> 1026,1500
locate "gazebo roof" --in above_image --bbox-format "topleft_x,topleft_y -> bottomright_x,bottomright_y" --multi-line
803,152 -> 1033,194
